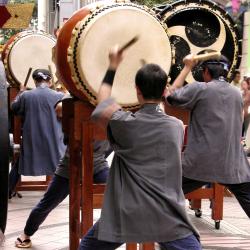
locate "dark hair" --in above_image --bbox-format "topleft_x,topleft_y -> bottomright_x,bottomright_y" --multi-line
135,64 -> 167,100
32,69 -> 52,82
232,70 -> 240,79
201,55 -> 230,79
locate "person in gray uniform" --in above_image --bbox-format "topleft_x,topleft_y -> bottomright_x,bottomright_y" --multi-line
11,69 -> 66,176
15,141 -> 111,248
78,46 -> 201,249
166,54 -> 250,218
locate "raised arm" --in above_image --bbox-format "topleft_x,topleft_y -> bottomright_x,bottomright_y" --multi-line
168,54 -> 197,93
92,45 -> 124,127
97,45 -> 124,103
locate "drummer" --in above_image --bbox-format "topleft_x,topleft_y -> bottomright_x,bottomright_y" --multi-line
10,69 -> 66,180
165,54 -> 250,218
78,46 -> 201,249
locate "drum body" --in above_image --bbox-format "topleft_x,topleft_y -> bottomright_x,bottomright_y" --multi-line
154,0 -> 241,83
55,1 -> 172,109
2,30 -> 56,88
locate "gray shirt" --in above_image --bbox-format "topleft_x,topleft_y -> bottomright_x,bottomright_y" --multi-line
167,80 -> 250,184
92,100 -> 199,243
55,140 -> 111,179
11,84 -> 66,175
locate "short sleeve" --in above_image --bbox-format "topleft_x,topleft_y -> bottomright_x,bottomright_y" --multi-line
54,93 -> 72,108
107,109 -> 134,150
167,82 -> 203,110
11,92 -> 26,116
53,92 -> 65,108
91,98 -> 121,128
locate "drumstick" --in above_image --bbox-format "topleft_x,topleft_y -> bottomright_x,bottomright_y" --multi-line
140,59 -> 147,66
193,51 -> 221,62
48,65 -> 55,89
24,67 -> 32,87
118,36 -> 139,54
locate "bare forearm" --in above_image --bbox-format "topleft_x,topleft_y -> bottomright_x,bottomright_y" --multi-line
169,53 -> 197,93
55,102 -> 63,118
97,83 -> 113,103
97,45 -> 123,104
170,66 -> 191,92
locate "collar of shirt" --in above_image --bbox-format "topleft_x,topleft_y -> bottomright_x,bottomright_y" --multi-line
141,103 -> 161,112
37,82 -> 49,89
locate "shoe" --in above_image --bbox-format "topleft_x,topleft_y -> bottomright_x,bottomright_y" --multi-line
15,237 -> 32,248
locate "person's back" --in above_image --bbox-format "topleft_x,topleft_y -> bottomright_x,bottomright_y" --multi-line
166,53 -> 250,219
98,104 -> 196,242
179,80 -> 249,183
20,86 -> 65,163
11,69 -> 65,176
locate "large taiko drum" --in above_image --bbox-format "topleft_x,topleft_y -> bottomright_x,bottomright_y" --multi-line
153,0 -> 241,84
55,1 -> 172,109
2,30 -> 57,89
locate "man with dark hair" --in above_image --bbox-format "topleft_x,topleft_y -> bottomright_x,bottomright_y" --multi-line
231,70 -> 241,88
166,54 -> 250,217
78,46 -> 201,249
135,64 -> 168,99
10,69 -> 66,189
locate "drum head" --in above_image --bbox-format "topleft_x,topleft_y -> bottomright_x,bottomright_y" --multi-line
5,31 -> 56,88
154,0 -> 241,83
68,3 -> 172,109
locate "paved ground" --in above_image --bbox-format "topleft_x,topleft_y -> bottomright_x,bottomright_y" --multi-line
0,190 -> 249,250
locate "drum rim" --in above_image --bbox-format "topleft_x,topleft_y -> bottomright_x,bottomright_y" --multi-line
2,30 -> 56,87
154,0 -> 241,82
67,2 -> 172,109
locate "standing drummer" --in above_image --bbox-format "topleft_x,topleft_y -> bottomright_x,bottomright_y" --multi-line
10,69 -> 66,183
165,54 -> 250,217
78,46 -> 201,249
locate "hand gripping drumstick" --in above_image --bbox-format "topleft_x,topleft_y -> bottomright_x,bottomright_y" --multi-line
118,36 -> 139,54
24,67 -> 33,87
192,51 -> 221,62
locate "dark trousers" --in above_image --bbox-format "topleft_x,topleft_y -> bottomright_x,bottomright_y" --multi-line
9,157 -> 21,196
24,167 -> 109,236
79,222 -> 201,250
183,177 -> 250,218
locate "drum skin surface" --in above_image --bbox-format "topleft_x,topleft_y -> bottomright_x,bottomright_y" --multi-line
55,2 -> 172,109
2,30 -> 56,88
153,0 -> 241,83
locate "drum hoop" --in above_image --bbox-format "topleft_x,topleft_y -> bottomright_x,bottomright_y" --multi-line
158,0 -> 241,81
67,3 -> 170,109
3,30 -> 56,87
